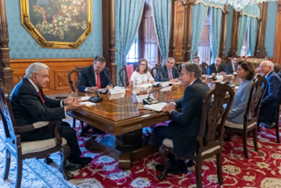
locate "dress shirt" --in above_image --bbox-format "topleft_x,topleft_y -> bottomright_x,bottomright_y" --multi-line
265,70 -> 273,78
167,68 -> 173,79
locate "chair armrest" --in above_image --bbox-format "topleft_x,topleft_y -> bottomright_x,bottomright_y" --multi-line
14,120 -> 61,133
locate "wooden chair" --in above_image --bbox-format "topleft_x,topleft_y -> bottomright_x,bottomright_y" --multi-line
67,67 -> 85,131
156,83 -> 234,188
150,64 -> 161,79
118,64 -> 134,87
0,87 -> 72,188
225,76 -> 268,158
200,62 -> 208,75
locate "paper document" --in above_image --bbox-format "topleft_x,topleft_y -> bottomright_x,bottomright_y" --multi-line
80,101 -> 98,107
79,96 -> 90,100
143,102 -> 167,112
109,86 -> 126,95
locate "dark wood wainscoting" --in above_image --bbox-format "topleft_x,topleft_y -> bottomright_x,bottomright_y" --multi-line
10,58 -> 94,95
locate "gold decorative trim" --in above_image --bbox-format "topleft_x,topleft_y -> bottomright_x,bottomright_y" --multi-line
20,0 -> 92,49
195,1 -> 225,13
241,13 -> 260,19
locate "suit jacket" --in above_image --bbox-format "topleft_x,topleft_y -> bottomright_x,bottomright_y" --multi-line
10,78 -> 65,137
259,71 -> 281,121
225,63 -> 238,74
168,79 -> 210,157
207,64 -> 225,75
278,71 -> 281,78
77,65 -> 113,92
156,65 -> 180,82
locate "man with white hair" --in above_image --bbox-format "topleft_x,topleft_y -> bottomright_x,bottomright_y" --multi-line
258,61 -> 281,128
10,62 -> 92,170
207,57 -> 226,76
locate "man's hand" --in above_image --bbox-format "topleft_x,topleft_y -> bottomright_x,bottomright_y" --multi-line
162,103 -> 176,113
201,74 -> 206,79
220,71 -> 226,76
63,92 -> 74,106
88,87 -> 98,92
129,80 -> 134,86
65,98 -> 85,111
211,73 -> 216,77
106,85 -> 112,90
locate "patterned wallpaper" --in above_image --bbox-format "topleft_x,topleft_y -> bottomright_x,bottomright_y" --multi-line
5,0 -> 103,59
225,5 -> 233,56
265,1 -> 277,58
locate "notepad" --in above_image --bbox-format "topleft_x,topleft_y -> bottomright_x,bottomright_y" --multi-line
79,96 -> 91,100
143,102 -> 167,112
109,86 -> 126,95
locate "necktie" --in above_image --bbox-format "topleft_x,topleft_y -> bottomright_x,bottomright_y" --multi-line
216,66 -> 218,72
38,90 -> 45,103
96,73 -> 101,89
169,69 -> 173,79
233,64 -> 235,72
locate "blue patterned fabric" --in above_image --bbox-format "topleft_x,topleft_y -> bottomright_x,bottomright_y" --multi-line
237,15 -> 248,55
115,0 -> 145,86
225,6 -> 233,56
151,0 -> 171,64
190,3 -> 208,61
210,7 -> 222,64
265,1 -> 278,57
249,17 -> 258,56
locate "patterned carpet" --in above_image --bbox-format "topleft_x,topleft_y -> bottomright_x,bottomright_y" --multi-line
0,117 -> 281,188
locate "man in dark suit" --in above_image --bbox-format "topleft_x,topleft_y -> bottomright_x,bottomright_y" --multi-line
10,62 -> 92,170
207,57 -> 226,76
154,63 -> 210,174
258,61 -> 281,128
225,56 -> 238,74
156,57 -> 180,82
78,55 -> 113,92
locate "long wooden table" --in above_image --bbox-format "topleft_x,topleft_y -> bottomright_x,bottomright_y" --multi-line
67,76 -> 240,169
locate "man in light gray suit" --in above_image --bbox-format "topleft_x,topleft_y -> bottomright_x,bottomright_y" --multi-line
156,57 -> 180,82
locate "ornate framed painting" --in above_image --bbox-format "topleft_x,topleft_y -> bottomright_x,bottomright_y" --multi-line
20,0 -> 92,49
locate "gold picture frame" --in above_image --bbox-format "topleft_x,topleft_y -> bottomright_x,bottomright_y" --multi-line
20,0 -> 92,49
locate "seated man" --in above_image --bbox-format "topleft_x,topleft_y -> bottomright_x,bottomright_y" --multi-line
193,56 -> 207,75
154,63 -> 210,174
207,57 -> 226,76
156,57 -> 180,82
10,62 -> 92,170
225,56 -> 238,74
258,61 -> 281,128
78,55 -> 113,92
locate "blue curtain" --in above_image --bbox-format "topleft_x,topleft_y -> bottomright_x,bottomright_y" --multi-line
248,17 -> 258,56
151,0 -> 171,64
210,7 -> 222,64
237,15 -> 248,55
190,3 -> 208,61
115,0 -> 145,86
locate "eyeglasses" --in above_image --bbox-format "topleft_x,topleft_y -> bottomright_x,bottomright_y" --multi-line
140,64 -> 146,66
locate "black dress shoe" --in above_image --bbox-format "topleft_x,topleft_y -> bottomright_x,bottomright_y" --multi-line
65,160 -> 82,171
69,157 -> 92,165
186,160 -> 195,167
44,157 -> 54,164
265,122 -> 276,129
155,164 -> 182,174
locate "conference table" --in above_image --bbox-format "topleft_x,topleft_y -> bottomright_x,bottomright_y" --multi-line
67,75 -> 240,169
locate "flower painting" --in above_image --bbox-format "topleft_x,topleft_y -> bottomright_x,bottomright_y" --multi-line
21,0 -> 92,48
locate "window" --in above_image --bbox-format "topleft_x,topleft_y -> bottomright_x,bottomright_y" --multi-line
240,17 -> 250,56
126,33 -> 139,64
